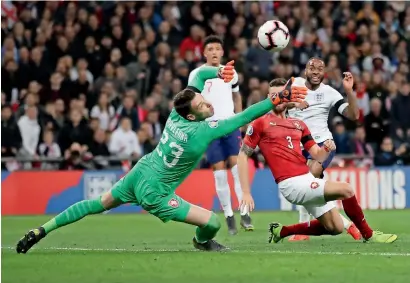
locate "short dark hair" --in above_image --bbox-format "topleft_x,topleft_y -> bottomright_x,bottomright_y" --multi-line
306,57 -> 325,67
174,88 -> 196,119
203,35 -> 223,49
269,78 -> 287,87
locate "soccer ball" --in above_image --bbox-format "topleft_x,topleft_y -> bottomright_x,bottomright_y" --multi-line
257,20 -> 290,52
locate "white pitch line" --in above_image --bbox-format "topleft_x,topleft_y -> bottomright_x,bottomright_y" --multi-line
2,246 -> 410,257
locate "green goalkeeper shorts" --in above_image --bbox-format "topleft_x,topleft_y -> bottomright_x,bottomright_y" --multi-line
110,169 -> 190,223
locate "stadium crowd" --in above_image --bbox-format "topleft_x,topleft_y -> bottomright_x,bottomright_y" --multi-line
1,1 -> 410,171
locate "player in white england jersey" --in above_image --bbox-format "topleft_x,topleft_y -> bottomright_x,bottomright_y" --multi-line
286,57 -> 362,241
188,36 -> 253,235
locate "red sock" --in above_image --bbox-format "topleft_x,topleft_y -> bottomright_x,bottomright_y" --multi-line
280,219 -> 332,238
342,195 -> 373,239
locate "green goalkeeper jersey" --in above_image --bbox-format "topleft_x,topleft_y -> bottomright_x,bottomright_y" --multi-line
135,66 -> 273,194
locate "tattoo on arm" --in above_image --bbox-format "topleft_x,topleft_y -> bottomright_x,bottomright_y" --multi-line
240,144 -> 254,156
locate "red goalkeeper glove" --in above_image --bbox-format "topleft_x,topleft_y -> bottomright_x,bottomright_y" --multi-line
218,60 -> 235,83
269,78 -> 308,106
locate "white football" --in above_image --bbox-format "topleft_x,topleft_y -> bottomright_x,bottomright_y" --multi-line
257,20 -> 290,52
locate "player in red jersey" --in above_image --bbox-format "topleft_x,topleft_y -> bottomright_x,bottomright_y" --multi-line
237,78 -> 397,243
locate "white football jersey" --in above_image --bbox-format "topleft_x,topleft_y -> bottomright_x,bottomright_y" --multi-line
188,65 -> 239,121
287,77 -> 348,143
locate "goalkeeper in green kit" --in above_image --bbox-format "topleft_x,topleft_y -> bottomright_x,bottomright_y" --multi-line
17,61 -> 307,253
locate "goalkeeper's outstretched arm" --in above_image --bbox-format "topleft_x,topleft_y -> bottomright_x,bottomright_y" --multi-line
203,99 -> 274,141
199,76 -> 307,142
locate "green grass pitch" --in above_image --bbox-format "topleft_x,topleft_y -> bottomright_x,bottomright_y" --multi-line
2,210 -> 410,283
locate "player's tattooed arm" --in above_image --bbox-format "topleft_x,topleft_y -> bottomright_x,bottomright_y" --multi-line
240,143 -> 254,157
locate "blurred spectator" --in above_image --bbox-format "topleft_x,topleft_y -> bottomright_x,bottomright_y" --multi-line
29,47 -> 50,86
391,83 -> 410,143
83,35 -> 104,78
362,45 -> 391,75
350,126 -> 374,166
52,99 -> 67,129
111,95 -> 140,131
94,62 -> 121,94
40,72 -> 70,105
145,109 -> 162,143
1,59 -> 20,101
1,36 -> 18,63
354,80 -> 370,122
122,39 -> 138,65
90,93 -> 115,131
17,106 -> 41,156
1,105 -> 22,159
179,25 -> 204,61
332,117 -> 352,154
374,137 -> 407,166
157,20 -> 182,49
70,58 -> 93,84
71,70 -> 91,98
125,50 -> 151,99
17,105 -> 41,164
137,126 -> 155,156
109,117 -> 141,159
356,3 -> 380,26
58,109 -> 93,153
364,98 -> 389,146
16,92 -> 37,120
17,47 -> 31,89
246,38 -> 273,80
89,129 -> 110,169
38,130 -> 61,170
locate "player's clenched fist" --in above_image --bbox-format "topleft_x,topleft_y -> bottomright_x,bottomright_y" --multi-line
269,77 -> 308,106
323,139 -> 336,152
218,60 -> 235,83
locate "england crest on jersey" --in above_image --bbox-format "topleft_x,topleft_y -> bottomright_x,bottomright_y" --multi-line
315,92 -> 324,102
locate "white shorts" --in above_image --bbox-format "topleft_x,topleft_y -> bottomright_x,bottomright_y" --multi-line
278,173 -> 335,218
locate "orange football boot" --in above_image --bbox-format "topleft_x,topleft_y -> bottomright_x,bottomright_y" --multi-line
347,223 -> 362,240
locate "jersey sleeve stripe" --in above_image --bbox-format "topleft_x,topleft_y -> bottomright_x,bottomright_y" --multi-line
232,82 -> 239,89
301,134 -> 316,151
334,99 -> 349,114
301,134 -> 314,145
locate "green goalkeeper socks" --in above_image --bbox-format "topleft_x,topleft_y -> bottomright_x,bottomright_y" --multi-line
195,213 -> 221,243
42,198 -> 105,234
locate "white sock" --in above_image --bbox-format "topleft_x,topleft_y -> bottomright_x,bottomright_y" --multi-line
340,213 -> 351,229
214,170 -> 233,217
231,165 -> 247,216
298,206 -> 311,223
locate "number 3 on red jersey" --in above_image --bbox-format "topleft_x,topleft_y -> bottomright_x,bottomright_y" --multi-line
286,136 -> 294,149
